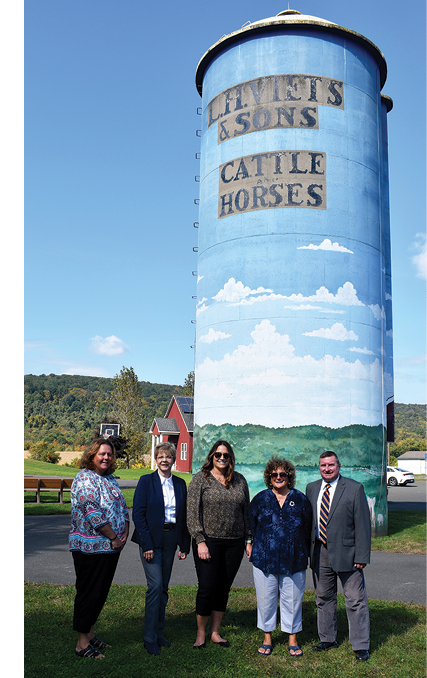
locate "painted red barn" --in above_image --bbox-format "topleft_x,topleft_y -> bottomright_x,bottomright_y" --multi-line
150,395 -> 194,472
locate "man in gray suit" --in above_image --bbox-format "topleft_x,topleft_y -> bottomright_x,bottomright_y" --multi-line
306,451 -> 371,662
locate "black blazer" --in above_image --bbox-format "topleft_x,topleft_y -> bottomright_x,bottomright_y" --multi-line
131,470 -> 190,554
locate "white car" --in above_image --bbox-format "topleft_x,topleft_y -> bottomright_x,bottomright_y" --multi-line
386,466 -> 415,486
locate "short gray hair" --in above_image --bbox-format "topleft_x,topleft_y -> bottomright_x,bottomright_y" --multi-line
154,441 -> 176,461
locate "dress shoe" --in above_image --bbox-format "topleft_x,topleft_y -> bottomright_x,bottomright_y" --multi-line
354,649 -> 370,661
193,642 -> 206,649
157,638 -> 171,648
144,641 -> 160,656
312,641 -> 339,651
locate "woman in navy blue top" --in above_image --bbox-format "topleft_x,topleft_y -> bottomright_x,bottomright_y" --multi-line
250,457 -> 312,658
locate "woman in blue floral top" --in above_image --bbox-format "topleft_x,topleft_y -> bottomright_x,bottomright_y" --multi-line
69,437 -> 129,659
250,457 -> 312,658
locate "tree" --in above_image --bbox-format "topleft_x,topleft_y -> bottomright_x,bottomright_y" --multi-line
111,367 -> 144,468
183,371 -> 195,396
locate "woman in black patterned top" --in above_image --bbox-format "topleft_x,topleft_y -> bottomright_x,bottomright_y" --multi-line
187,440 -> 252,649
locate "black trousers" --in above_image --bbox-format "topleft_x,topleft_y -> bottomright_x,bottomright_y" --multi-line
72,551 -> 120,633
192,536 -> 245,617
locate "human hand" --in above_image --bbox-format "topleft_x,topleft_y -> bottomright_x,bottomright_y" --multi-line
144,550 -> 154,561
110,536 -> 123,551
354,563 -> 366,569
197,542 -> 210,561
245,543 -> 252,558
178,552 -> 187,560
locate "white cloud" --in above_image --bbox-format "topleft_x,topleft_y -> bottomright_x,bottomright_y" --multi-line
195,319 -> 382,428
197,297 -> 207,306
349,347 -> 375,355
196,304 -> 208,316
303,323 -> 359,341
197,275 -> 204,283
89,335 -> 129,356
282,281 -> 364,307
212,279 -> 364,310
412,233 -> 427,279
213,277 -> 273,303
297,238 -> 354,253
199,328 -> 232,343
369,304 -> 385,321
237,367 -> 297,386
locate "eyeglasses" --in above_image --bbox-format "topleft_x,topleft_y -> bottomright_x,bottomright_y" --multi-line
157,455 -> 173,461
270,472 -> 287,479
214,452 -> 230,460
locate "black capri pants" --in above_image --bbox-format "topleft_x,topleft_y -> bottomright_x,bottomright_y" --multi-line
72,551 -> 120,633
192,536 -> 245,617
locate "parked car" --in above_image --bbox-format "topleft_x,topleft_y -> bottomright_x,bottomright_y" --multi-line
386,466 -> 415,486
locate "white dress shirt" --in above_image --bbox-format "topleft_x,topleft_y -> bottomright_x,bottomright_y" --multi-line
160,474 -> 176,523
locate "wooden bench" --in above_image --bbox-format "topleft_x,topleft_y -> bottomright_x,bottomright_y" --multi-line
24,477 -> 74,504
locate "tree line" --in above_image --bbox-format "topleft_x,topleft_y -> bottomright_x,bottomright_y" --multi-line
390,403 -> 426,459
24,369 -> 194,467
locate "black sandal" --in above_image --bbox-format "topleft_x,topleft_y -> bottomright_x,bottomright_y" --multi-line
89,636 -> 110,650
75,645 -> 104,658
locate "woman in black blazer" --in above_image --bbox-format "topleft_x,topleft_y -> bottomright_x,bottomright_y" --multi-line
131,442 -> 190,655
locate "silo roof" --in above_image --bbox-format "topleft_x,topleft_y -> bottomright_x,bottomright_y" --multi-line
196,9 -> 387,95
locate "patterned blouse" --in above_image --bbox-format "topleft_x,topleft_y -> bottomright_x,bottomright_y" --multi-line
187,470 -> 251,544
249,488 -> 312,575
69,468 -> 129,554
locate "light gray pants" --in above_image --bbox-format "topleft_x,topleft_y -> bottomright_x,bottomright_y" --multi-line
313,541 -> 370,650
253,566 -> 306,634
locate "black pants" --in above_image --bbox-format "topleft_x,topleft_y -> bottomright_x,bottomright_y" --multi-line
72,551 -> 120,633
192,536 -> 245,616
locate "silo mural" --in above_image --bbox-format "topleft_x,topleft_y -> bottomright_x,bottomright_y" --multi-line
193,10 -> 393,536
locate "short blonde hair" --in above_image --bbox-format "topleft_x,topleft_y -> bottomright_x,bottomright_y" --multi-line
154,441 -> 176,461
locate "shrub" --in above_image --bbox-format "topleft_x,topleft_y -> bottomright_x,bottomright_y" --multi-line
29,440 -> 60,464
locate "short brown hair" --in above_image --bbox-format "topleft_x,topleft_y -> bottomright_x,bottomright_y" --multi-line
80,437 -> 116,474
263,456 -> 296,490
319,451 -> 340,463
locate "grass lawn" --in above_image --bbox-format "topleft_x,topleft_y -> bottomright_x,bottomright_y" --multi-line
23,462 -> 426,674
24,458 -> 192,483
24,583 -> 426,678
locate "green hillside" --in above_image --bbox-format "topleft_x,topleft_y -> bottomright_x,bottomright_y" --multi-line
24,373 -> 184,451
390,403 -> 426,456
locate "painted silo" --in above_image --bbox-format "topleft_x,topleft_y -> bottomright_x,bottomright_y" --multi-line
193,10 -> 393,536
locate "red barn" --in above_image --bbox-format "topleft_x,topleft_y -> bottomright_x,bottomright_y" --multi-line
150,395 -> 193,472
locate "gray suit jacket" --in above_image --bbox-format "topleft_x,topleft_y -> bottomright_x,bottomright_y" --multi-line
305,475 -> 371,573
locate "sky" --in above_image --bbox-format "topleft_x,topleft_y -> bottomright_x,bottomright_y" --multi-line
21,0 -> 426,404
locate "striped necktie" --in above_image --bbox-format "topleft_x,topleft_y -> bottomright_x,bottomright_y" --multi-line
319,484 -> 331,545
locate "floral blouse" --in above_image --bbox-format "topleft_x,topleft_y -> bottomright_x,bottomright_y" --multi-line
249,488 -> 312,575
69,468 -> 129,554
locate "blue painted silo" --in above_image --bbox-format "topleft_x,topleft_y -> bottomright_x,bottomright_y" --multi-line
193,10 -> 393,535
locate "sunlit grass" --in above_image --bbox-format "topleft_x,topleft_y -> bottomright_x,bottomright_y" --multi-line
24,583 -> 426,678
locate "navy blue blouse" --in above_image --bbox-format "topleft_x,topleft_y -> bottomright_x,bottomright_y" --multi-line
249,488 -> 312,576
